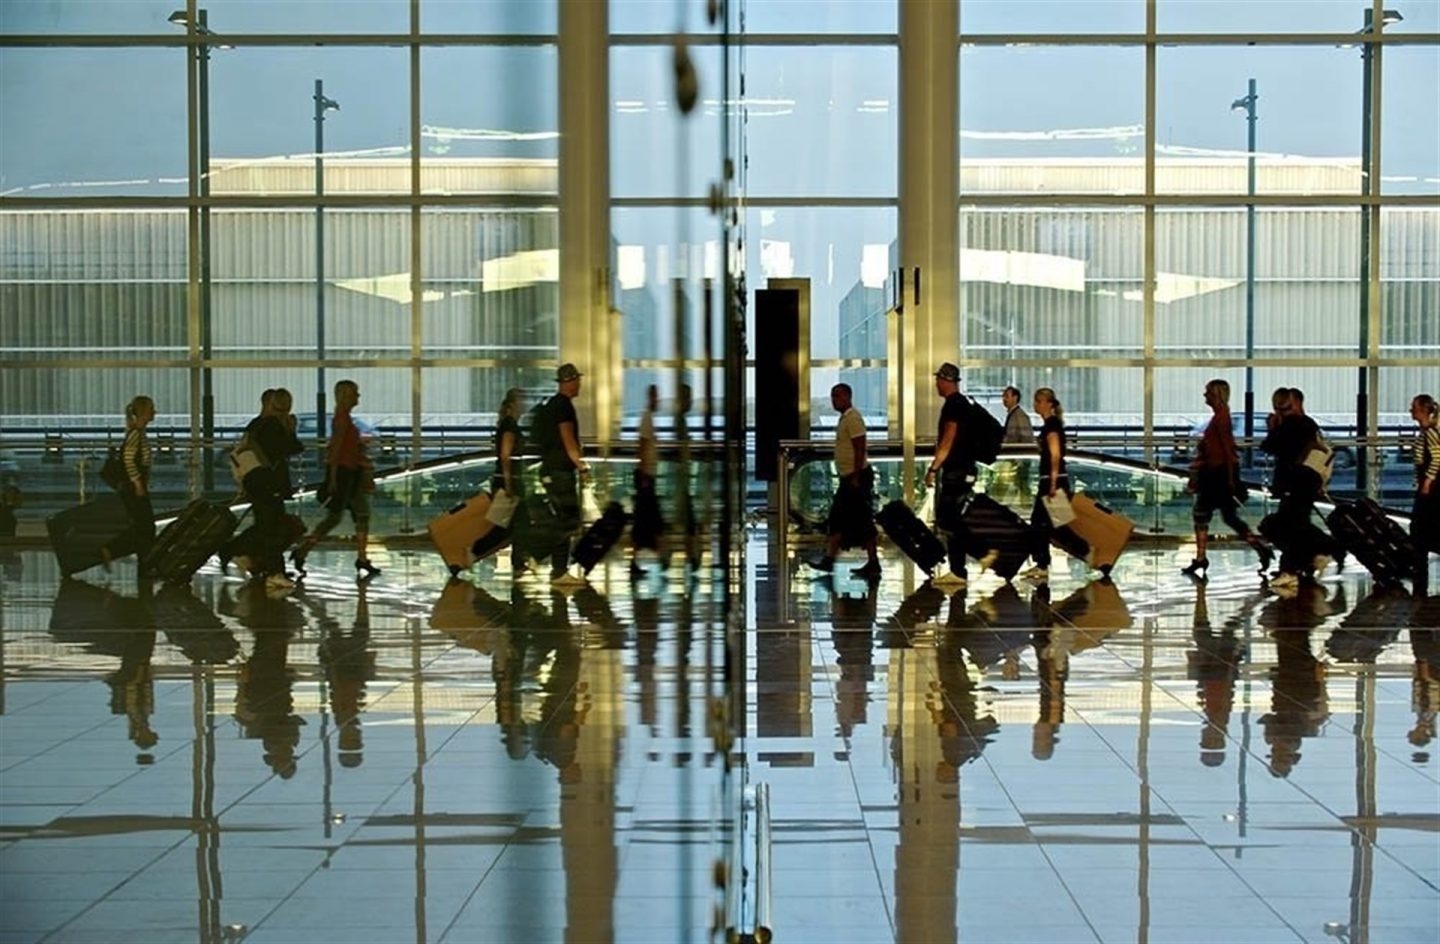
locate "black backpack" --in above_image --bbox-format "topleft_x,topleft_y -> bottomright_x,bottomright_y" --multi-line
524,396 -> 557,455
965,397 -> 1005,465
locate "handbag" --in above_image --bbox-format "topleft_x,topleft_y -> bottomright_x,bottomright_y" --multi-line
1041,491 -> 1076,528
486,488 -> 519,529
100,447 -> 128,491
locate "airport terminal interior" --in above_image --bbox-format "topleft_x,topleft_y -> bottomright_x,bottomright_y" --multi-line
1,1 -> 1438,942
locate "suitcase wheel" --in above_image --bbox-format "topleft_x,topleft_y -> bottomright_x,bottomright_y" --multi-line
448,564 -> 463,578
1100,564 -> 1113,577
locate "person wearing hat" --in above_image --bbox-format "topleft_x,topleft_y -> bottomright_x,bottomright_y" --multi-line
923,362 -> 974,588
540,363 -> 589,586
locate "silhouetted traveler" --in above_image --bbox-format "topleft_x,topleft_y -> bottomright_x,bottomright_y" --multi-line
924,362 -> 974,587
809,383 -> 880,579
1183,379 -> 1273,581
106,395 -> 157,570
293,380 -> 378,581
1410,394 -> 1440,592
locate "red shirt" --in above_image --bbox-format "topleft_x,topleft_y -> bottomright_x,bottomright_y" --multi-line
328,408 -> 364,470
1199,406 -> 1239,469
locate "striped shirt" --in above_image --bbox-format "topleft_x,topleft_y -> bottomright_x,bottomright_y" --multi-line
1417,426 -> 1440,484
122,427 -> 151,483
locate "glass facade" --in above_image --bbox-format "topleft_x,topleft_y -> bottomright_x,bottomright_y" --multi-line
2,0 -> 1437,481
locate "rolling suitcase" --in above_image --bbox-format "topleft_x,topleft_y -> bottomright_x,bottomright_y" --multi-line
571,501 -> 630,574
960,493 -> 1030,580
428,492 -> 498,577
1055,493 -> 1133,576
144,500 -> 239,585
1326,498 -> 1413,586
876,499 -> 947,575
46,495 -> 136,576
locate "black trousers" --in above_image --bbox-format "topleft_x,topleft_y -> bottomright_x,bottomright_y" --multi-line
1269,491 -> 1337,574
118,483 -> 157,562
542,468 -> 581,576
1413,488 -> 1440,589
935,470 -> 973,578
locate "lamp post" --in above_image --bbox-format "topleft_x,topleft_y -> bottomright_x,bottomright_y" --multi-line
1231,79 -> 1258,461
1356,6 -> 1403,495
315,79 -> 340,439
169,7 -> 216,492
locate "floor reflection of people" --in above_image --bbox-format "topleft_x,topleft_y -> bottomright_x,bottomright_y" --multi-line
1031,629 -> 1070,761
963,584 -> 1036,681
319,582 -> 375,768
1187,582 -> 1243,767
156,584 -> 239,666
1408,596 -> 1440,763
232,585 -> 306,778
889,625 -> 998,944
1326,586 -> 1410,664
1259,630 -> 1330,778
830,580 -> 878,738
108,617 -> 159,764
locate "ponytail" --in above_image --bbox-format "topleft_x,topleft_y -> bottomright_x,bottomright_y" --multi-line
1036,387 -> 1063,421
125,395 -> 154,430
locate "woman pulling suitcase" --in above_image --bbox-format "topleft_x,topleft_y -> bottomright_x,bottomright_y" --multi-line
1410,394 -> 1440,592
103,395 -> 158,572
1181,379 -> 1274,581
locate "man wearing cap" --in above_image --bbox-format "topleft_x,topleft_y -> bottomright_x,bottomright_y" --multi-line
541,363 -> 589,586
923,362 -> 974,588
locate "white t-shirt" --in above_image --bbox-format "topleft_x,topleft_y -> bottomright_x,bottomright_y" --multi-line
835,407 -> 866,477
638,409 -> 658,476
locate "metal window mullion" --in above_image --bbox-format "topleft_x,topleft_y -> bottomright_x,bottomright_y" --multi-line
1365,14 -> 1385,496
183,2 -> 201,496
410,0 -> 423,463
1142,0 -> 1157,468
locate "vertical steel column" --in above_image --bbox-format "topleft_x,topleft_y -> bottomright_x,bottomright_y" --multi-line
409,0 -> 423,463
1143,0 -> 1157,471
198,8 -> 214,494
558,0 -> 611,443
1242,79 -> 1258,453
183,5 -> 202,495
899,0 -> 958,501
315,79 -> 338,439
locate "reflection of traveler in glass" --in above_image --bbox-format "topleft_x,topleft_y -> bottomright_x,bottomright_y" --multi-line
319,583 -> 375,769
1409,622 -> 1439,761
1259,630 -> 1329,778
233,587 -> 306,778
1183,379 -> 1274,581
1408,394 -> 1440,593
105,586 -> 159,764
105,395 -> 157,570
1187,582 -> 1242,767
810,383 -> 881,580
293,380 -> 378,581
1020,388 -> 1076,585
1032,628 -> 1070,760
630,383 -> 665,579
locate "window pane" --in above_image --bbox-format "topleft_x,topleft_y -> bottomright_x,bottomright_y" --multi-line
197,0 -> 408,34
1157,47 -> 1362,196
612,0 -> 895,34
742,46 -> 897,198
209,47 -> 411,196
423,0 -> 556,33
611,206 -> 731,431
961,0 -> 1144,34
213,366 -> 412,435
420,208 -> 559,357
0,49 -> 187,198
420,46 -> 559,187
960,207 -> 1143,358
612,45 -> 722,199
0,210 -> 187,361
959,46 -> 1145,195
0,0 -> 185,34
962,366 -> 1144,430
1383,46 -> 1440,196
1381,208 -> 1440,361
210,208 -> 412,362
1155,208 -> 1360,361
1,367 -> 191,429
1159,0 -> 1398,33
420,366 -> 556,433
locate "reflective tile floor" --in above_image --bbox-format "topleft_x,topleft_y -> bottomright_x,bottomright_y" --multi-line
1,540 -> 1438,943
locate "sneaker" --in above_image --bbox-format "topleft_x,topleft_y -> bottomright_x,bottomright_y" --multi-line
1020,566 -> 1049,583
265,573 -> 296,593
551,570 -> 588,589
931,571 -> 968,589
854,560 -> 883,580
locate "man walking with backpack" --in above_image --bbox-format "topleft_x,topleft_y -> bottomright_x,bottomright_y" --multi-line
925,364 -> 976,587
534,363 -> 590,587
